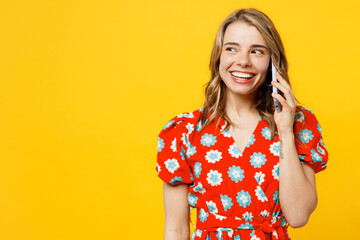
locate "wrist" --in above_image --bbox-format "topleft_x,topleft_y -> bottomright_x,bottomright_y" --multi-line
279,132 -> 295,141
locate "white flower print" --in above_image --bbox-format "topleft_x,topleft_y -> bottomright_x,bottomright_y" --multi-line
317,140 -> 326,155
260,210 -> 270,217
228,142 -> 242,158
255,186 -> 268,202
250,235 -> 260,240
272,163 -> 280,181
186,122 -> 194,134
242,212 -> 253,221
164,158 -> 180,174
177,112 -> 194,118
294,111 -> 304,122
221,125 -> 231,138
272,231 -> 279,239
195,229 -> 202,237
269,141 -> 280,157
206,200 -> 218,214
170,137 -> 177,152
181,132 -> 190,147
207,170 -> 223,186
193,182 -> 206,194
156,163 -> 161,174
215,214 -> 227,221
205,150 -> 222,163
254,172 -> 265,185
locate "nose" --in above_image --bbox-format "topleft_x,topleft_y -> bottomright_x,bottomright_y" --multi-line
235,52 -> 251,67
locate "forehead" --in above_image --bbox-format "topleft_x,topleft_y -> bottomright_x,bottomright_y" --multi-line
223,22 -> 267,46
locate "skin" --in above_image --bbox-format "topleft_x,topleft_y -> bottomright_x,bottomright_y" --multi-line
163,21 -> 318,239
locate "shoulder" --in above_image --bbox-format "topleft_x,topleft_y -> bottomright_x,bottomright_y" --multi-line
159,108 -> 202,135
294,105 -> 319,126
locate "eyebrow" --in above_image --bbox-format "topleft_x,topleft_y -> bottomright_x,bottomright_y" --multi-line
224,42 -> 269,50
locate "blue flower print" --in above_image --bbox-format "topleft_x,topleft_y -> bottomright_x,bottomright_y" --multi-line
299,154 -> 305,160
193,182 -> 206,194
311,149 -> 322,162
255,186 -> 268,202
238,222 -> 253,229
177,112 -> 194,118
269,141 -> 280,157
317,123 -> 322,135
164,158 -> 180,174
234,236 -> 241,240
298,129 -> 314,143
176,146 -> 184,161
236,190 -> 251,208
254,171 -> 265,185
196,120 -> 202,131
294,111 -> 304,122
272,163 -> 279,181
201,133 -> 217,147
186,143 -> 197,158
246,134 -> 256,147
227,165 -> 245,183
228,142 -> 241,158
158,137 -> 165,153
186,123 -> 194,134
170,176 -> 183,185
163,120 -> 175,130
242,212 -> 253,221
250,152 -> 267,168
220,194 -> 233,212
273,190 -> 279,204
206,170 -> 223,186
199,208 -> 209,222
188,193 -> 198,207
206,200 -> 218,214
194,162 -> 202,178
261,127 -> 271,140
205,150 -> 222,164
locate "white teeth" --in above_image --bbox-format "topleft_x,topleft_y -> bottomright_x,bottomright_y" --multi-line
231,72 -> 255,78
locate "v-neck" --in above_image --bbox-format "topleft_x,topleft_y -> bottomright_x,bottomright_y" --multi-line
227,116 -> 262,157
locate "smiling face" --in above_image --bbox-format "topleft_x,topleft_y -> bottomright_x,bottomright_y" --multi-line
219,21 -> 271,98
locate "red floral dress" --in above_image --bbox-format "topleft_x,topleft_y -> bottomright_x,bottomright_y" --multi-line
155,107 -> 328,240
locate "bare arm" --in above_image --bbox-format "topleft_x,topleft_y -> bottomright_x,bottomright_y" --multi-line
278,135 -> 318,228
163,182 -> 191,240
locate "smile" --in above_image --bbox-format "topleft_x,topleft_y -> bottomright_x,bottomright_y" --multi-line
230,71 -> 256,84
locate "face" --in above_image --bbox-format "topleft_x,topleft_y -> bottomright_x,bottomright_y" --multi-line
219,21 -> 271,97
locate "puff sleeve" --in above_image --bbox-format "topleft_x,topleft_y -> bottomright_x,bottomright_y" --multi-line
294,107 -> 329,173
155,117 -> 194,185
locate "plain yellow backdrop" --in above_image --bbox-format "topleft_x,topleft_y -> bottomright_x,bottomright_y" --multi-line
0,0 -> 359,239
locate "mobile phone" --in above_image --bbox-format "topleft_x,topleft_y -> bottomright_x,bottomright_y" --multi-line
271,58 -> 282,112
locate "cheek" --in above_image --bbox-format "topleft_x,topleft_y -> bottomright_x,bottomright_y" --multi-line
219,54 -> 233,72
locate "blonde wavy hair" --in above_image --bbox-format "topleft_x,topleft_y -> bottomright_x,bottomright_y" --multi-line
200,8 -> 305,140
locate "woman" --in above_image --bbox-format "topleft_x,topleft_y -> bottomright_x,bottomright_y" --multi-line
155,8 -> 328,240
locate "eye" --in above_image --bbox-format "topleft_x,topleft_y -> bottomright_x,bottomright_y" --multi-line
225,47 -> 236,52
252,49 -> 263,54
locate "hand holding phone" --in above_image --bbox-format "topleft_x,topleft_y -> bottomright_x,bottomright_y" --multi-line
271,58 -> 282,112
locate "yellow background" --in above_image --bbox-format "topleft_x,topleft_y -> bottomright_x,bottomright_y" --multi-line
0,0 -> 359,239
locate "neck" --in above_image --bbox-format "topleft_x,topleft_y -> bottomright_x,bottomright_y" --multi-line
224,89 -> 259,119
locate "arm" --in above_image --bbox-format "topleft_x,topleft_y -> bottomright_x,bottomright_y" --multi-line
278,135 -> 318,228
163,182 -> 191,240
271,72 -> 318,228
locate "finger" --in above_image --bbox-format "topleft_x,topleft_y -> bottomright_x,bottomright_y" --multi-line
272,92 -> 290,111
271,81 -> 296,108
275,72 -> 291,90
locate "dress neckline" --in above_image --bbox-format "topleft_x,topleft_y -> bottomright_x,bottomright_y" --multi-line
218,115 -> 262,157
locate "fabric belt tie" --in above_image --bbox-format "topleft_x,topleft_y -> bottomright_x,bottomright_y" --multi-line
192,216 -> 289,240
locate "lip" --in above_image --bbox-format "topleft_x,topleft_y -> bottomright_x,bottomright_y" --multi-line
230,70 -> 256,74
230,71 -> 256,84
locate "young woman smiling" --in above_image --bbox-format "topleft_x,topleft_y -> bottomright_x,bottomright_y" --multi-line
156,8 -> 328,240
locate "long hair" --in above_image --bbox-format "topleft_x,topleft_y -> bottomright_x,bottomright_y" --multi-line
199,8 -> 305,140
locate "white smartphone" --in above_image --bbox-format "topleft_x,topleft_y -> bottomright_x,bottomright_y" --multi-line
271,58 -> 282,112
